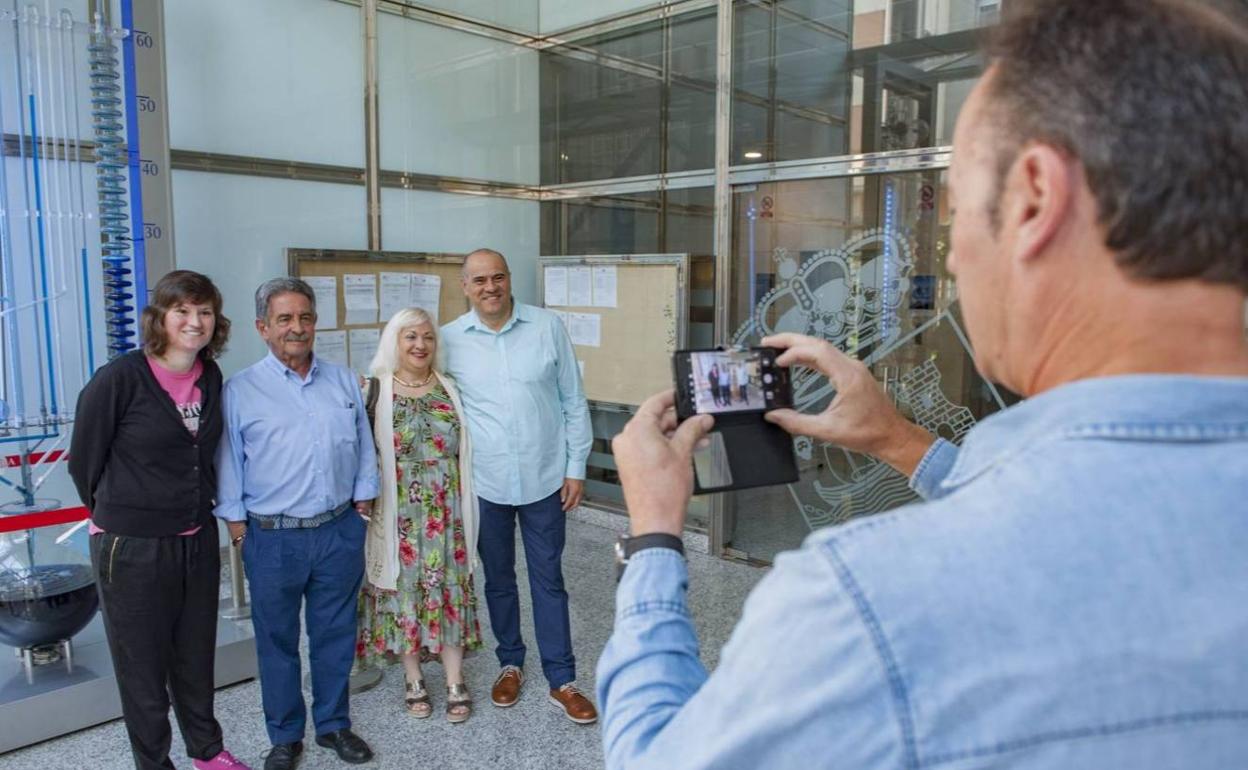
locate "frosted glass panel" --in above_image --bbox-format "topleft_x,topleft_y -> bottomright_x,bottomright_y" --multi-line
165,0 -> 363,167
171,171 -> 366,377
381,189 -> 540,307
539,0 -> 660,33
416,1 -> 538,33
378,18 -> 539,185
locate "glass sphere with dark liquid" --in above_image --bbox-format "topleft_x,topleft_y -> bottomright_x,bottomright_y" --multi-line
0,530 -> 98,649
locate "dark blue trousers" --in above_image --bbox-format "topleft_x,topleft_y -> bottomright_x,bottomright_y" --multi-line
241,510 -> 365,745
476,491 -> 575,688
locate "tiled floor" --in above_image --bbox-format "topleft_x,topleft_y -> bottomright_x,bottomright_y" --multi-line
0,518 -> 765,770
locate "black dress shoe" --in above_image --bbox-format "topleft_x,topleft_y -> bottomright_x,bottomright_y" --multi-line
315,728 -> 373,764
263,741 -> 303,770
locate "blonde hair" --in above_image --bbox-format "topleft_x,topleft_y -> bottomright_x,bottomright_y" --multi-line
371,307 -> 441,377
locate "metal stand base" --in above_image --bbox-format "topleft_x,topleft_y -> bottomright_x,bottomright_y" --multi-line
15,638 -> 74,685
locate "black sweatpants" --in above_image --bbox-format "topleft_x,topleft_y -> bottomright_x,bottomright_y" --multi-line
90,524 -> 224,770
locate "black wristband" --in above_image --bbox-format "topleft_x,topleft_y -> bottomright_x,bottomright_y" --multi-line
614,532 -> 684,582
625,533 -> 685,558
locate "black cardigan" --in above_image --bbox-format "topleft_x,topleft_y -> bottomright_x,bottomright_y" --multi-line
68,350 -> 223,536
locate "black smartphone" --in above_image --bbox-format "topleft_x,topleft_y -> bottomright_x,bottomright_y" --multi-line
671,347 -> 798,493
673,346 -> 793,421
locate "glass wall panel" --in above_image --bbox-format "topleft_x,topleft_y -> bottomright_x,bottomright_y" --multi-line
539,0 -> 668,34
379,18 -> 539,184
417,0 -> 539,33
381,189 -> 540,304
540,9 -> 716,184
723,170 -> 1014,561
540,188 -> 714,526
731,0 -> 989,162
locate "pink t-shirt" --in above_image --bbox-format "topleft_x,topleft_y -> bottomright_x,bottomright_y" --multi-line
89,356 -> 204,536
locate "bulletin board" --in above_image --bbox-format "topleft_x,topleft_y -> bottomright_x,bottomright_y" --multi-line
538,254 -> 689,408
286,248 -> 468,374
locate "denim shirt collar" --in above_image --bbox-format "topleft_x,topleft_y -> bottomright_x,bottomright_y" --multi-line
941,374 -> 1248,491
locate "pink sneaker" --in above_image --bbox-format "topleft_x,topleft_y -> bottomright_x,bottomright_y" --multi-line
193,750 -> 251,769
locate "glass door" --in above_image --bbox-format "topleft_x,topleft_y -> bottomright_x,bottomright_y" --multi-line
717,168 -> 1014,563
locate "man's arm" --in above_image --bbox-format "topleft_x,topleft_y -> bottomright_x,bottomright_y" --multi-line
552,316 -> 592,509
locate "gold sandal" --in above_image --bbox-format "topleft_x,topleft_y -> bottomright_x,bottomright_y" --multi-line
405,678 -> 432,718
446,682 -> 472,724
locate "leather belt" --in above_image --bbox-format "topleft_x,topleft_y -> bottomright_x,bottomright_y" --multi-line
248,502 -> 351,530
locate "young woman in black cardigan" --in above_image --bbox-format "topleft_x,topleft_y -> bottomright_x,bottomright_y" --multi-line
69,270 -> 249,770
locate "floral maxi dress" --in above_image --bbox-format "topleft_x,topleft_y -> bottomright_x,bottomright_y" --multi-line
357,386 -> 483,662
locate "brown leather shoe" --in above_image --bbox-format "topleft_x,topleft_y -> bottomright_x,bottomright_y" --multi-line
548,683 -> 598,724
491,665 -> 523,707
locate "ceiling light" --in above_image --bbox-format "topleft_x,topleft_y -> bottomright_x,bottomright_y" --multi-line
743,151 -> 763,159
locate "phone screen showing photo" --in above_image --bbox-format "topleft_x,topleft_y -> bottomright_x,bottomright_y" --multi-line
688,348 -> 768,415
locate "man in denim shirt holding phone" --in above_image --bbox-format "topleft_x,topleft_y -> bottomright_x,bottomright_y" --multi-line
598,1 -> 1248,767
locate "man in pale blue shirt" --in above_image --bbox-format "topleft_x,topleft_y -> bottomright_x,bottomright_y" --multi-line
598,1 -> 1248,768
216,278 -> 379,770
441,248 -> 598,724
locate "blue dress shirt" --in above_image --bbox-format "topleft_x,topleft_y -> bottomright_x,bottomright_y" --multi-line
441,303 -> 592,506
214,353 -> 380,521
597,375 -> 1248,769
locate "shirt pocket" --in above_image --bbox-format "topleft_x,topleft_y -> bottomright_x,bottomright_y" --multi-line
327,406 -> 360,451
509,345 -> 556,384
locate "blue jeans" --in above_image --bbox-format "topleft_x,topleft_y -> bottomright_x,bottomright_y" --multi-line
241,509 -> 365,745
477,491 -> 575,688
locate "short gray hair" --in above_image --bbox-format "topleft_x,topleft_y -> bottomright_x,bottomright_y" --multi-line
255,277 -> 317,321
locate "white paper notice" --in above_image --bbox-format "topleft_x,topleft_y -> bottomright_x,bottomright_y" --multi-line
343,274 -> 379,326
379,272 -> 411,323
568,312 -> 602,347
551,309 -> 570,332
304,276 -> 338,329
577,360 -> 585,378
591,266 -> 617,308
315,329 -> 348,368
567,267 -> 593,307
544,266 -> 569,307
348,328 -> 381,374
409,273 -> 441,320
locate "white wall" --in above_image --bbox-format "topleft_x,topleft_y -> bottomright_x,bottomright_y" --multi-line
172,172 -> 366,377
165,0 -> 363,167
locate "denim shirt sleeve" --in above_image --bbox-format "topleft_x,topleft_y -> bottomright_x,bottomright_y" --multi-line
596,541 -> 906,770
909,437 -> 960,501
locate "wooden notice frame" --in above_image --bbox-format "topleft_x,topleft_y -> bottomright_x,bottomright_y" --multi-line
286,248 -> 469,330
285,248 -> 469,374
538,254 -> 689,409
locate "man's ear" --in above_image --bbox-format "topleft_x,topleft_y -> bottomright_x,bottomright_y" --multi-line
1003,142 -> 1077,263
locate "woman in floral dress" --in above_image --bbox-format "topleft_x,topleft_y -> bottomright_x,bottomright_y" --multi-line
358,307 -> 483,723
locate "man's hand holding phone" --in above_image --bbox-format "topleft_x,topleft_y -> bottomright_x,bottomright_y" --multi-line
612,390 -> 714,537
761,333 -> 937,478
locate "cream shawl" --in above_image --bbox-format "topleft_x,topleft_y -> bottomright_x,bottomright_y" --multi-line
364,370 -> 478,591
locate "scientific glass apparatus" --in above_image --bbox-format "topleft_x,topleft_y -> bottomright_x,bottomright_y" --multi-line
0,2 -> 135,680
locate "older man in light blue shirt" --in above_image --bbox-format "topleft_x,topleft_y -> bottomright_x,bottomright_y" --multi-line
216,278 -> 379,770
598,2 -> 1248,767
441,248 -> 597,724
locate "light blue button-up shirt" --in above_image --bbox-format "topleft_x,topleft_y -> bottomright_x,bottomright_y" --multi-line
441,302 -> 592,506
214,353 -> 379,521
597,375 -> 1248,769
